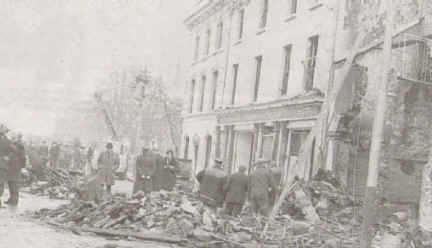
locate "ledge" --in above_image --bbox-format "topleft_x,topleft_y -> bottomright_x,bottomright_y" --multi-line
285,14 -> 297,23
256,28 -> 266,36
309,3 -> 323,11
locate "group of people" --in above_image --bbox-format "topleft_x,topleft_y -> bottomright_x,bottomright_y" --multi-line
196,158 -> 281,217
95,142 -> 178,195
0,125 -> 26,207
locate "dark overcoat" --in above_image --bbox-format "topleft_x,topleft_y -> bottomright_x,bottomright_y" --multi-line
8,142 -> 26,182
223,172 -> 249,204
196,168 -> 226,208
97,150 -> 120,186
0,135 -> 13,182
133,152 -> 158,194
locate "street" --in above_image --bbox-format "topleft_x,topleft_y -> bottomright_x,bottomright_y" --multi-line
0,181 -> 172,248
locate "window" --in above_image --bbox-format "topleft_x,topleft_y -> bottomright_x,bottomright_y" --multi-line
199,76 -> 206,112
238,9 -> 245,39
184,136 -> 190,159
260,0 -> 269,28
211,71 -> 218,110
281,45 -> 292,95
288,0 -> 297,15
216,22 -> 223,49
304,35 -> 319,91
205,29 -> 211,55
194,36 -> 200,61
189,80 -> 196,113
231,64 -> 239,105
253,55 -> 263,102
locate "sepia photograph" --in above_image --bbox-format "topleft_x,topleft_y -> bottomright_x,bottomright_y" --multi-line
0,0 -> 431,247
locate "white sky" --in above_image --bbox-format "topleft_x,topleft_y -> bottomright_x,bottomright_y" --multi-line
0,0 -> 194,136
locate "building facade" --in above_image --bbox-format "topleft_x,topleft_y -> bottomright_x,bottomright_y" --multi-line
182,0 -> 341,180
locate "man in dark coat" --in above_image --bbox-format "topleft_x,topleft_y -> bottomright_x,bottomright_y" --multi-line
223,166 -> 249,216
196,159 -> 226,211
97,142 -> 120,194
0,125 -> 14,207
5,133 -> 26,205
133,147 -> 158,194
249,160 -> 278,216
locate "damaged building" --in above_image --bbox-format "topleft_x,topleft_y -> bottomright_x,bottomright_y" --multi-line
182,0 -> 337,181
181,0 -> 432,219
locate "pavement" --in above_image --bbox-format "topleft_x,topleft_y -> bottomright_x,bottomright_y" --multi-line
0,180 -> 172,248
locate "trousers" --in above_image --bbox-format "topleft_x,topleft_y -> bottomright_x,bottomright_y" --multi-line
0,181 -> 19,204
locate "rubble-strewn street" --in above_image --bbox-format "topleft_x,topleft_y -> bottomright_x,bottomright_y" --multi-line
0,182 -> 171,248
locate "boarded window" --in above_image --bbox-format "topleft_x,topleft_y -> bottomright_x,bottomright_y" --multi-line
216,22 -> 223,49
189,80 -> 195,113
211,71 -> 218,110
239,9 -> 245,39
199,76 -> 206,112
260,0 -> 269,28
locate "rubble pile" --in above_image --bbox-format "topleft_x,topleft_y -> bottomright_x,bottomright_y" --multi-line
33,183 -> 365,248
27,168 -> 82,200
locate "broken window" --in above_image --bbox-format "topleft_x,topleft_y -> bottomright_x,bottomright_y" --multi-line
304,35 -> 319,91
253,55 -> 263,102
260,0 -> 269,28
281,45 -> 292,95
216,22 -> 223,49
231,64 -> 239,105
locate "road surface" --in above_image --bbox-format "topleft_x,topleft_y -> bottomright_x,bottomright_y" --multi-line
0,180 -> 172,248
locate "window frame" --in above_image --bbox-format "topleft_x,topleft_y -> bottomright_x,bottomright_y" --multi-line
216,22 -> 223,50
199,75 -> 206,112
253,55 -> 263,102
304,35 -> 319,91
189,79 -> 196,113
231,64 -> 239,105
281,44 -> 293,95
259,0 -> 269,29
194,36 -> 200,61
238,9 -> 245,40
210,71 -> 218,110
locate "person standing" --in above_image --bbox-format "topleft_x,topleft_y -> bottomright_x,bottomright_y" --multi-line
0,125 -> 14,207
223,166 -> 249,216
39,141 -> 49,167
249,160 -> 278,216
133,147 -> 158,194
5,133 -> 26,205
196,159 -> 226,212
97,142 -> 120,194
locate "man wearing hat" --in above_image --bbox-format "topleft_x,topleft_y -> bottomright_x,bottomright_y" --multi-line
97,142 -> 120,194
196,159 -> 226,211
249,158 -> 278,216
0,124 -> 14,207
133,146 -> 158,194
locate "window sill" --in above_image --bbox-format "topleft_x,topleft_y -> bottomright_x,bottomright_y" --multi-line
309,3 -> 323,11
256,28 -> 266,36
234,39 -> 242,46
285,14 -> 296,23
